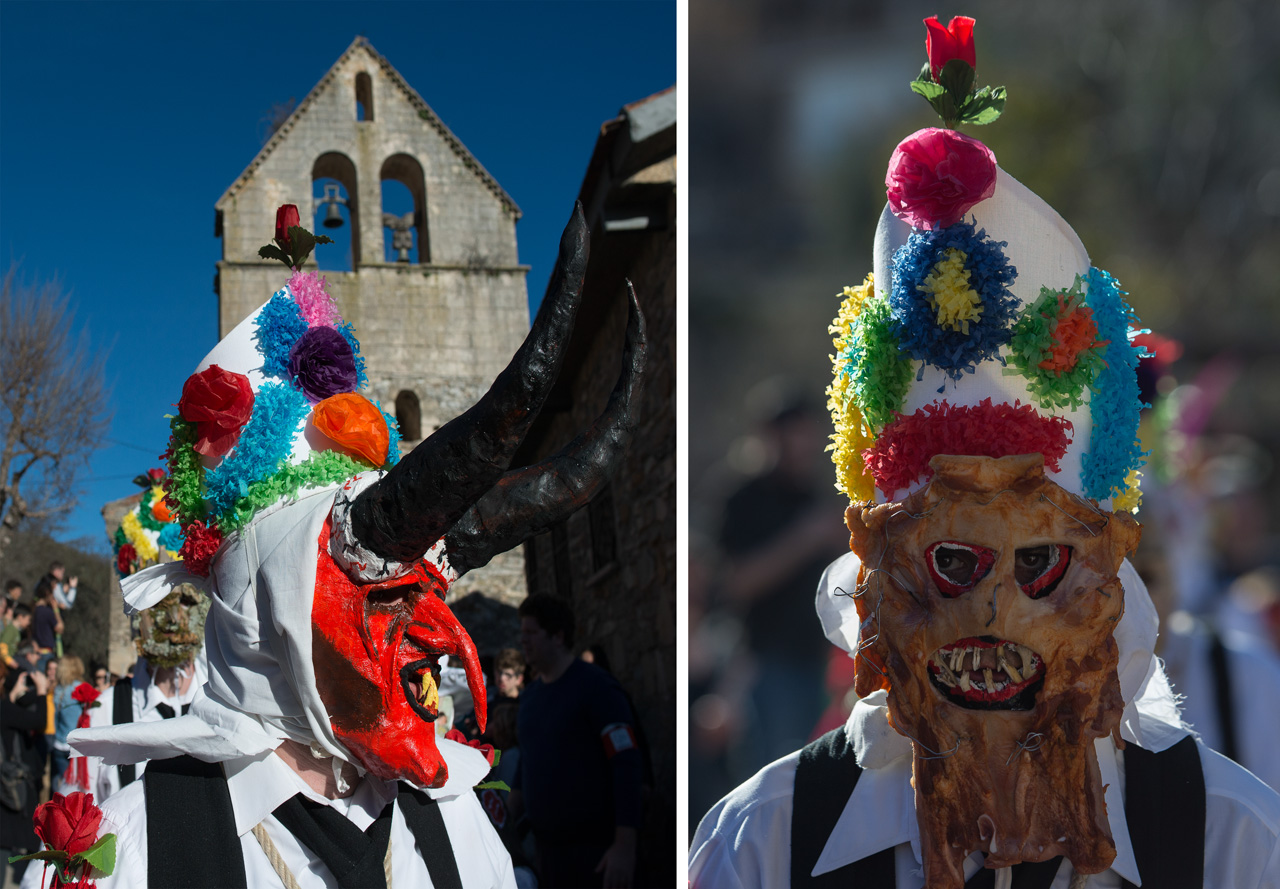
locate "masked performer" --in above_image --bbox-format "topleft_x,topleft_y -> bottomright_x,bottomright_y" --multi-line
48,203 -> 644,889
690,16 -> 1280,889
76,582 -> 210,803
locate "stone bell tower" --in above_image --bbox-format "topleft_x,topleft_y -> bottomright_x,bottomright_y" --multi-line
213,37 -> 530,608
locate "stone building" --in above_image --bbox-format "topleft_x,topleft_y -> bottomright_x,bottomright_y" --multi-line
213,36 -> 530,612
516,86 -> 676,887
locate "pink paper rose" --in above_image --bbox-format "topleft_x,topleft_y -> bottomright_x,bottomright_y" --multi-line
886,127 -> 998,231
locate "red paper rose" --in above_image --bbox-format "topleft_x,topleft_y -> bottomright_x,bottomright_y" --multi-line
924,15 -> 976,82
34,792 -> 103,858
445,728 -> 496,767
116,543 -> 136,576
71,683 -> 99,707
178,520 -> 223,578
177,365 -> 255,458
886,127 -> 997,230
146,467 -> 165,484
275,204 -> 300,248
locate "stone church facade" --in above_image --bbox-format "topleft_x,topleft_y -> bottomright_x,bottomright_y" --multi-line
213,37 -> 530,610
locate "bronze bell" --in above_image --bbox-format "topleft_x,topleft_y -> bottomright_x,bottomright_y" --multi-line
323,201 -> 345,229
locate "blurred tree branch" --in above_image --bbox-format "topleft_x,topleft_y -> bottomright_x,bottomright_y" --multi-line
0,267 -> 111,562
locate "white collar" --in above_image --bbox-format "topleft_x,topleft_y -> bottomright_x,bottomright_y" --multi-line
813,726 -> 1143,885
224,749 -> 398,836
223,736 -> 491,837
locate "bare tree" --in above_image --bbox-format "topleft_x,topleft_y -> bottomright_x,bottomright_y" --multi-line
0,267 -> 111,562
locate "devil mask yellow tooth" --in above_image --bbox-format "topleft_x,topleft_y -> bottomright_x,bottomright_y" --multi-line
420,670 -> 439,710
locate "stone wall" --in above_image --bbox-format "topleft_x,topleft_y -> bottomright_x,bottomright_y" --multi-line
101,494 -> 142,676
522,187 -> 676,883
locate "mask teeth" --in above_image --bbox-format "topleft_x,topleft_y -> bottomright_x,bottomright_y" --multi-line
419,668 -> 439,711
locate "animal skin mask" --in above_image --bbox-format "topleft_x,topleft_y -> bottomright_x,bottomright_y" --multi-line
847,454 -> 1140,887
133,582 -> 209,669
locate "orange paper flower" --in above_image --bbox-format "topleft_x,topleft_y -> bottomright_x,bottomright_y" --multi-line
151,498 -> 173,523
312,393 -> 389,467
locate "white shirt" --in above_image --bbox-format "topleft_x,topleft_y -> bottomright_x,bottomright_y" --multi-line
82,662 -> 206,802
22,746 -> 515,889
690,734 -> 1280,888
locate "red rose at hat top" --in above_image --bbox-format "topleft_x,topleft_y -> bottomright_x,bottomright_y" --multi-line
275,204 -> 300,248
924,15 -> 976,81
885,127 -> 998,230
33,792 -> 103,858
177,365 -> 255,458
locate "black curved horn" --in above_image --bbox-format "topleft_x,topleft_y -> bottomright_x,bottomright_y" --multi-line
442,283 -> 647,577
349,203 -> 590,563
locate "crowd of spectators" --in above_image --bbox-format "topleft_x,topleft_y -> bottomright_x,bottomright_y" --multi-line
0,564 -> 130,887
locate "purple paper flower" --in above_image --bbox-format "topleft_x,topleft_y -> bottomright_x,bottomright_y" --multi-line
287,326 -> 358,402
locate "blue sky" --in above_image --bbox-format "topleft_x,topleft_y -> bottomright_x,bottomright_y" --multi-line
0,0 -> 675,552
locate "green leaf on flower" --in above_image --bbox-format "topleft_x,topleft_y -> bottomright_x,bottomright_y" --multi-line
258,244 -> 292,268
938,58 -> 976,106
475,780 -> 511,792
313,234 -> 334,245
288,225 -> 316,268
77,833 -> 117,876
7,849 -> 67,865
914,60 -> 934,83
960,85 -> 1007,125
909,80 -> 946,101
491,748 -> 502,768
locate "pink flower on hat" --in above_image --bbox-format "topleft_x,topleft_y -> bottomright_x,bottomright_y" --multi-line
886,127 -> 997,231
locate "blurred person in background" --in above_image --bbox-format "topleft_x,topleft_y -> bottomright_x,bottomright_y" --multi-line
716,389 -> 849,774
495,647 -> 527,699
1,603 -> 31,668
50,653 -> 85,793
4,579 -> 22,607
35,562 -> 77,612
91,664 -> 111,692
513,594 -> 643,889
0,660 -> 49,886
28,584 -> 61,656
1130,338 -> 1280,790
479,696 -> 537,888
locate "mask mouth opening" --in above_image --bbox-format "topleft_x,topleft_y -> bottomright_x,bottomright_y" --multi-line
927,635 -> 1045,710
400,657 -> 444,722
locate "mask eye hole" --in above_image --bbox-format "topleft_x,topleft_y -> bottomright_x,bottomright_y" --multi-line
366,583 -> 420,609
926,542 -> 996,598
1016,544 -> 1071,599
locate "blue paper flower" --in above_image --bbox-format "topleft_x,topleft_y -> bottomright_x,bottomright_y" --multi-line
889,221 -> 1018,380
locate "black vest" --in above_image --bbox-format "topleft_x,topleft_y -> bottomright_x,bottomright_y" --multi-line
143,754 -> 462,888
790,728 -> 1206,889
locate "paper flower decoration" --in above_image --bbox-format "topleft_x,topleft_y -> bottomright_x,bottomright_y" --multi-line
886,128 -> 997,231
9,791 -> 117,888
178,520 -> 223,578
288,326 -> 359,403
312,393 -> 391,467
177,365 -> 255,458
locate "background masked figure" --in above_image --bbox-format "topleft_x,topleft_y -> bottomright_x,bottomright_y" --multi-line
690,16 -> 1280,889
81,583 -> 210,803
44,203 -> 644,889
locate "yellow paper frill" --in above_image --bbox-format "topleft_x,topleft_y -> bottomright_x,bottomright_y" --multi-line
827,275 -> 878,503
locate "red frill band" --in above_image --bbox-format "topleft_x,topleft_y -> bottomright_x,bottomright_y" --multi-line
865,398 -> 1074,495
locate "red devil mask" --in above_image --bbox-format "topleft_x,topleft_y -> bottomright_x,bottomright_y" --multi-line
312,518 -> 487,788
